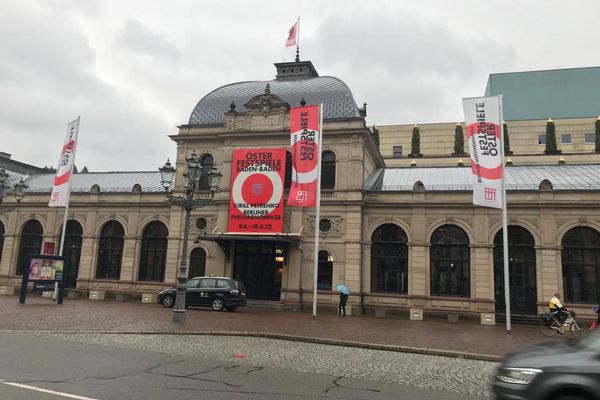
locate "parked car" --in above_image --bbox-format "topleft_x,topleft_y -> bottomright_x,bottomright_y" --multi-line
493,329 -> 600,400
157,276 -> 246,311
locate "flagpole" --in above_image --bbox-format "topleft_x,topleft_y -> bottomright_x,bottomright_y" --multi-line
58,116 -> 80,258
296,17 -> 300,61
498,96 -> 511,334
54,116 -> 80,301
312,103 -> 323,320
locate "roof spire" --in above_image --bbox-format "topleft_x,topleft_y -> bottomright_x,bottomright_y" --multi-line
295,46 -> 300,62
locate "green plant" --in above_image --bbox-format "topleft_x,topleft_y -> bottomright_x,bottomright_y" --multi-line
545,119 -> 558,154
453,124 -> 465,155
595,118 -> 600,153
411,125 -> 421,156
503,123 -> 511,155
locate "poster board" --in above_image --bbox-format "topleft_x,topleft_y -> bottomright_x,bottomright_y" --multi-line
19,255 -> 68,304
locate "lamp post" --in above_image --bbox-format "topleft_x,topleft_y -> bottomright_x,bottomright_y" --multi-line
159,153 -> 221,323
0,169 -> 27,214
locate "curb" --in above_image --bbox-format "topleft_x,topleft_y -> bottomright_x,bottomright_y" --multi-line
3,329 -> 502,362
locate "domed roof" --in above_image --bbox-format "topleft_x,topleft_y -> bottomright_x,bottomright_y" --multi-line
188,75 -> 362,125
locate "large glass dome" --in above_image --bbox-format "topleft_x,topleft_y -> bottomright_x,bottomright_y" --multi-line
188,75 -> 362,125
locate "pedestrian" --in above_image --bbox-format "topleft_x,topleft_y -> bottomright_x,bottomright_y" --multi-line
339,292 -> 348,316
590,305 -> 600,331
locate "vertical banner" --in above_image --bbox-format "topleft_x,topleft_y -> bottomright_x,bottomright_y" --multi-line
288,104 -> 321,208
49,118 -> 79,207
462,96 -> 503,209
228,148 -> 286,233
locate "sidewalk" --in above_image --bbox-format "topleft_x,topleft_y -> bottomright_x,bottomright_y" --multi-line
0,295 -> 560,361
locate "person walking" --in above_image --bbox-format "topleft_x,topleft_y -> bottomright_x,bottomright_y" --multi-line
338,292 -> 348,316
590,305 -> 600,331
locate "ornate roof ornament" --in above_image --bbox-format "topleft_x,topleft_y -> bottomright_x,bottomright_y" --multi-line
261,84 -> 272,117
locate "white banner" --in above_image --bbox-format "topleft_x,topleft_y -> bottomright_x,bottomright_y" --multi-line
462,96 -> 504,209
49,118 -> 79,207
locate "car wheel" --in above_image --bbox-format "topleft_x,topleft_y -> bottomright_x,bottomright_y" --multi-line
226,306 -> 237,312
211,297 -> 224,311
161,294 -> 175,308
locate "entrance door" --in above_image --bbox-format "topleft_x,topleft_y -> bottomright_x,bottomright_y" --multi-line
60,220 -> 83,289
233,242 -> 283,301
493,226 -> 537,315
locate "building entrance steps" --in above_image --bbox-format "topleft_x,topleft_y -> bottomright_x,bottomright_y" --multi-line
0,296 -> 568,360
246,299 -> 284,309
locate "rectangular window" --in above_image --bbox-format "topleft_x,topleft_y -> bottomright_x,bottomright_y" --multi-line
585,133 -> 595,143
561,134 -> 572,144
392,145 -> 403,159
538,134 -> 546,145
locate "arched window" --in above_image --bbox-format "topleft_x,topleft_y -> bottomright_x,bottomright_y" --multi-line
493,226 -> 537,315
16,220 -> 43,275
198,154 -> 214,190
59,220 -> 83,289
0,221 -> 4,264
321,151 -> 336,189
430,224 -> 470,297
317,250 -> 333,290
138,221 -> 168,282
284,151 -> 292,190
189,247 -> 206,278
561,227 -> 600,303
371,224 -> 408,293
96,220 -> 124,280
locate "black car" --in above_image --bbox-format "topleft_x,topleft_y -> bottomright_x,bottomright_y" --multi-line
157,276 -> 246,311
493,329 -> 600,400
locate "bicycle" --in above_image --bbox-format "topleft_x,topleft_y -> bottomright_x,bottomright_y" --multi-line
538,310 -> 585,338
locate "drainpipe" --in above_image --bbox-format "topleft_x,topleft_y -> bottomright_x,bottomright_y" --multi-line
360,204 -> 366,314
359,128 -> 367,314
299,242 -> 304,311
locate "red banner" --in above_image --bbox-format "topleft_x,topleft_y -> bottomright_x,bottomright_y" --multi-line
228,148 -> 286,233
287,105 -> 321,207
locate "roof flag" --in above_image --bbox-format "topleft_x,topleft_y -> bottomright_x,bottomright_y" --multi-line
286,19 -> 298,48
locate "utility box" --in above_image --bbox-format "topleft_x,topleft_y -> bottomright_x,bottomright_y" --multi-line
480,313 -> 496,326
89,290 -> 105,301
142,293 -> 157,303
374,307 -> 386,318
0,286 -> 15,296
410,308 -> 424,320
115,293 -> 131,302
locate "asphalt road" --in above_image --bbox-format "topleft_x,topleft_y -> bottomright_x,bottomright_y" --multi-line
0,332 -> 491,400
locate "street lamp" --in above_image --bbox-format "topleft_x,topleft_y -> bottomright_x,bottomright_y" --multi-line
159,154 -> 222,323
0,169 -> 27,214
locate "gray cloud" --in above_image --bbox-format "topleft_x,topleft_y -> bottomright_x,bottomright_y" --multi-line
1,0 -> 598,172
0,2 -> 175,171
311,12 -> 516,124
114,19 -> 181,61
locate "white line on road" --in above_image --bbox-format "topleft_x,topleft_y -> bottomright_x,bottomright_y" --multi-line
0,379 -> 100,400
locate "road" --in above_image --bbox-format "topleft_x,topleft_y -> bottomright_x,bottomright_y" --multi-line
0,331 -> 494,399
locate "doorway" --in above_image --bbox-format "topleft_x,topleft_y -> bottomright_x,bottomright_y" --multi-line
493,226 -> 537,315
233,242 -> 285,300
60,220 -> 83,289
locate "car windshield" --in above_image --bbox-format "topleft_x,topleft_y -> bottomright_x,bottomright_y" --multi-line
574,330 -> 600,351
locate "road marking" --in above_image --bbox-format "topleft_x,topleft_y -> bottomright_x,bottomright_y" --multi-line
0,379 -> 99,400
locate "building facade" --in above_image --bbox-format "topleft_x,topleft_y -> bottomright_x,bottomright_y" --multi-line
1,61 -> 599,321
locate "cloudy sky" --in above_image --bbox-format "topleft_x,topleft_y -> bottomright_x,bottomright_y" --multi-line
2,0 -> 599,172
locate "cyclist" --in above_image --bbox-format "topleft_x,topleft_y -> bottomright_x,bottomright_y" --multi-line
549,292 -> 568,327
